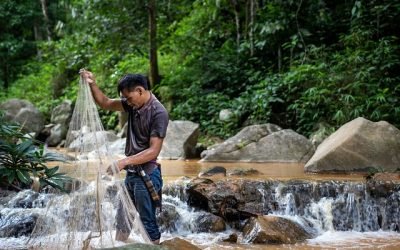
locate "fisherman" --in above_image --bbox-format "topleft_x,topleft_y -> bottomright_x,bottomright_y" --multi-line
80,70 -> 168,244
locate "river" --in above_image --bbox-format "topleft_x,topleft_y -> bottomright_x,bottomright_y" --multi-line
1,158 -> 399,249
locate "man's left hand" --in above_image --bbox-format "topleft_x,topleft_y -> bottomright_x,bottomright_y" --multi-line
106,160 -> 121,175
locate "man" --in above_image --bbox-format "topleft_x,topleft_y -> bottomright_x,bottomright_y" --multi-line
80,70 -> 168,244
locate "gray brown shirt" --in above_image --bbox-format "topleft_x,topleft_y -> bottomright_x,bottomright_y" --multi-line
121,93 -> 169,173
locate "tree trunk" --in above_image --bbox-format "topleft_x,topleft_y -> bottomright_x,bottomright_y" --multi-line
3,61 -> 9,90
40,0 -> 52,41
278,45 -> 282,72
33,22 -> 43,58
249,0 -> 254,56
230,0 -> 241,53
148,0 -> 160,89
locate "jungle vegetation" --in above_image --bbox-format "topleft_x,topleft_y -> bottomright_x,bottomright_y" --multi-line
1,0 -> 399,142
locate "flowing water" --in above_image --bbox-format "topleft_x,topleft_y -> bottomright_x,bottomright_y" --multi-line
2,158 -> 398,249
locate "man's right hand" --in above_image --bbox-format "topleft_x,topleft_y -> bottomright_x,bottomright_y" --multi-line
79,69 -> 96,85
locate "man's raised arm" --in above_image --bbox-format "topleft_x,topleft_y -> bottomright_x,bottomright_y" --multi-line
80,70 -> 124,112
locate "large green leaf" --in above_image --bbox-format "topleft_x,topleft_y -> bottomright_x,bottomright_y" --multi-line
7,171 -> 16,184
16,169 -> 31,185
45,166 -> 60,177
42,178 -> 66,193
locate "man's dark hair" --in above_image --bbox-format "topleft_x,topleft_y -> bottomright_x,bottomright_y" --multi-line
117,74 -> 149,93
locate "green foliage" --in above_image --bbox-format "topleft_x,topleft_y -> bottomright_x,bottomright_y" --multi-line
0,114 -> 71,192
2,0 -> 400,140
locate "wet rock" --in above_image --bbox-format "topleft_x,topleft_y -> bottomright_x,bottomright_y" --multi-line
7,190 -> 39,208
0,190 -> 17,207
229,168 -> 260,176
242,215 -> 312,244
193,213 -> 226,232
0,210 -> 38,237
161,237 -> 201,250
157,203 -> 181,232
186,179 -> 266,220
223,233 -> 238,243
305,117 -> 400,173
159,120 -> 200,159
198,166 -> 226,177
168,178 -> 400,232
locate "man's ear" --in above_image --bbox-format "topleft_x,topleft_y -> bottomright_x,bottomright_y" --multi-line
138,87 -> 143,95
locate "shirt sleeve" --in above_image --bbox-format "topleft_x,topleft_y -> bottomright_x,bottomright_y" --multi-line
121,98 -> 130,112
150,109 -> 169,138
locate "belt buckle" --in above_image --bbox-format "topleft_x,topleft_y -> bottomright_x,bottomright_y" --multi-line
126,164 -> 137,173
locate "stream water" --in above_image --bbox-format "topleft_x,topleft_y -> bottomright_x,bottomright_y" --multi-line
1,159 -> 399,249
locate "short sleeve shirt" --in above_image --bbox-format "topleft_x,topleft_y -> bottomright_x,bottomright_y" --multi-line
121,93 -> 169,157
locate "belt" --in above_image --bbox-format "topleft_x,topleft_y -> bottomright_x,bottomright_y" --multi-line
124,160 -> 157,175
125,164 -> 141,173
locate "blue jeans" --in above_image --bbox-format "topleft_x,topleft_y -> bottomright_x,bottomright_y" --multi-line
116,167 -> 163,241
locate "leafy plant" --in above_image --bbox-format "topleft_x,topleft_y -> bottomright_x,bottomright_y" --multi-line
0,114 -> 71,192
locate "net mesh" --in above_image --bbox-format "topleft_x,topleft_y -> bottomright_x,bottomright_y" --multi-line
27,75 -> 151,249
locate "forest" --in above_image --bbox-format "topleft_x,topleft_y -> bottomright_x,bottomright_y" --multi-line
1,0 -> 400,143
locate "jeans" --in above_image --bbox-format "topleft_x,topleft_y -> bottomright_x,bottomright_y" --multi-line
116,167 -> 163,241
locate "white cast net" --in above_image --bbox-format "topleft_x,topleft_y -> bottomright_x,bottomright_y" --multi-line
26,74 -> 151,249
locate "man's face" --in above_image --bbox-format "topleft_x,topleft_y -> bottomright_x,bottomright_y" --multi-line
121,87 -> 142,108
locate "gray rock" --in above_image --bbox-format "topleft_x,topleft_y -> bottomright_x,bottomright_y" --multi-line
51,100 -> 72,125
159,120 -> 200,159
305,117 -> 400,172
0,99 -> 44,134
219,109 -> 234,121
47,123 -> 68,146
202,126 -> 314,163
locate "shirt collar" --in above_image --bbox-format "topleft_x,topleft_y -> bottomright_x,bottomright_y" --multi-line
135,93 -> 155,115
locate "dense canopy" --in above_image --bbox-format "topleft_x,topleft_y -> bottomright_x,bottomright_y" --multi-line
1,0 -> 399,141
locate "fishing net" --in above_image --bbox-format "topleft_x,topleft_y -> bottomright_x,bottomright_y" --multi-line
27,73 -> 151,249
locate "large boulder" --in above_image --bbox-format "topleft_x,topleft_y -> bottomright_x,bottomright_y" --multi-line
202,124 -> 314,163
242,215 -> 311,244
186,178 -> 264,221
46,100 -> 73,146
159,120 -> 200,159
305,117 -> 400,172
51,100 -> 72,125
0,99 -> 44,134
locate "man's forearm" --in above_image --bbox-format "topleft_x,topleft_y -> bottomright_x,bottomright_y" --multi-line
116,148 -> 159,171
89,83 -> 111,109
